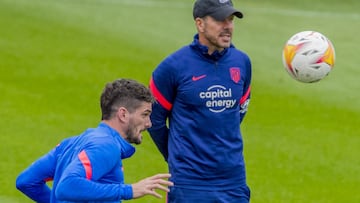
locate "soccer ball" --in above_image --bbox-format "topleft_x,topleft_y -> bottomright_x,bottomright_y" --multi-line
282,31 -> 336,83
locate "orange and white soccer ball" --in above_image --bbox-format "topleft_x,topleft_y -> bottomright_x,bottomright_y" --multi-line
282,31 -> 336,83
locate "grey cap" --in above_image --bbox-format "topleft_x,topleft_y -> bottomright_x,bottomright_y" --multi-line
193,0 -> 243,21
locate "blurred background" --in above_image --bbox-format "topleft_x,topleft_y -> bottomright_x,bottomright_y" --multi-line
0,0 -> 359,202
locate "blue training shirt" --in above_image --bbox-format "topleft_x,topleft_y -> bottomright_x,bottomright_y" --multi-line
148,34 -> 251,190
16,122 -> 135,203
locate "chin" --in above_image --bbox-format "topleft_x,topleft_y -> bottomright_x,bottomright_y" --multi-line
222,43 -> 231,48
135,135 -> 142,145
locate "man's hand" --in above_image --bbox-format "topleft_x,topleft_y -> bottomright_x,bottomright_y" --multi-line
131,173 -> 173,199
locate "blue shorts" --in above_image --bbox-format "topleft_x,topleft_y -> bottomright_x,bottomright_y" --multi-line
167,185 -> 250,203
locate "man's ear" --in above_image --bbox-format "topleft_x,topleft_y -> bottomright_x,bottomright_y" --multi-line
116,107 -> 128,122
195,17 -> 205,33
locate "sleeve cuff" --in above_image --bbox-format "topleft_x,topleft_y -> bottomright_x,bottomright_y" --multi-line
120,184 -> 133,200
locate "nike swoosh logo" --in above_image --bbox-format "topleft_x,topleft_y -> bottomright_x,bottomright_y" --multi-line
192,74 -> 207,81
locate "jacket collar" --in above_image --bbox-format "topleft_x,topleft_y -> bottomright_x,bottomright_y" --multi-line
98,122 -> 136,159
190,34 -> 234,61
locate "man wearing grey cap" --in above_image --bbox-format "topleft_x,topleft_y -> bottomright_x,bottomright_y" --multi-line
148,0 -> 252,202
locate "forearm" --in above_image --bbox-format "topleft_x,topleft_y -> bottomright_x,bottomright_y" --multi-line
148,101 -> 170,161
16,174 -> 51,203
55,176 -> 132,201
16,149 -> 56,203
148,127 -> 169,161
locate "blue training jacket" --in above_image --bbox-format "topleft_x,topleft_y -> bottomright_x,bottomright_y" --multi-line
16,122 -> 135,203
148,34 -> 251,190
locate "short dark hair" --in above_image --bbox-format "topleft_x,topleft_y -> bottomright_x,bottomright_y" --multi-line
100,78 -> 154,120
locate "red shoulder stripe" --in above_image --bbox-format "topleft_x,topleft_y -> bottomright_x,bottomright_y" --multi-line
78,150 -> 92,180
149,78 -> 172,111
240,86 -> 251,104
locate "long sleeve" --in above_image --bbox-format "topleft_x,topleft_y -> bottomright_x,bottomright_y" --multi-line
55,176 -> 132,201
239,54 -> 252,123
148,100 -> 170,161
55,142 -> 133,201
148,63 -> 176,161
16,148 -> 56,203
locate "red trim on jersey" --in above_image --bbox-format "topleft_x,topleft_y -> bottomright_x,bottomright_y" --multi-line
44,177 -> 53,182
240,86 -> 251,104
78,150 -> 92,180
149,78 -> 173,111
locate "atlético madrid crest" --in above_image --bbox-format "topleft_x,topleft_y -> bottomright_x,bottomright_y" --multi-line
229,67 -> 241,83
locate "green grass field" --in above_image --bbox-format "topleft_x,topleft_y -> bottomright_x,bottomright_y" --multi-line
0,0 -> 359,202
